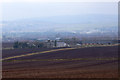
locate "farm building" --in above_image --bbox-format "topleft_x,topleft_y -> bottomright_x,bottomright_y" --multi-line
56,42 -> 67,47
44,40 -> 68,48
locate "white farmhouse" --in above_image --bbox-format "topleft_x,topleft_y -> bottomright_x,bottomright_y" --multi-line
56,42 -> 67,47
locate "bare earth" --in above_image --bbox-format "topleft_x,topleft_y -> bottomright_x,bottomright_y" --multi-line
2,46 -> 118,78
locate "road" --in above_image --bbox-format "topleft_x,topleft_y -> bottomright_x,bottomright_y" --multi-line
2,46 -> 118,78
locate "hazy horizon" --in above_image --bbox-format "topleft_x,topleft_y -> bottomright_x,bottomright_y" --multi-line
1,2 -> 118,21
1,2 -> 118,39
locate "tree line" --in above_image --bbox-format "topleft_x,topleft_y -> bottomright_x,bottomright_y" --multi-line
13,41 -> 44,48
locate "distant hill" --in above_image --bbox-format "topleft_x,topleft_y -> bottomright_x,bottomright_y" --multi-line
2,14 -> 117,36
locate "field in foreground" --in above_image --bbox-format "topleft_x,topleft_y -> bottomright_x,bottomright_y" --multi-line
2,46 -> 118,78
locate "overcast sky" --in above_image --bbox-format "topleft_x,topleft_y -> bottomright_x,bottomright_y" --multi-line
1,2 -> 118,21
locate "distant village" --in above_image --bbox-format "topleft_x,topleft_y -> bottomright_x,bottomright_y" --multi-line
13,37 -> 118,49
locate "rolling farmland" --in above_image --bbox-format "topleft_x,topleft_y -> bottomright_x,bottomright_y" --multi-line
2,45 -> 118,78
